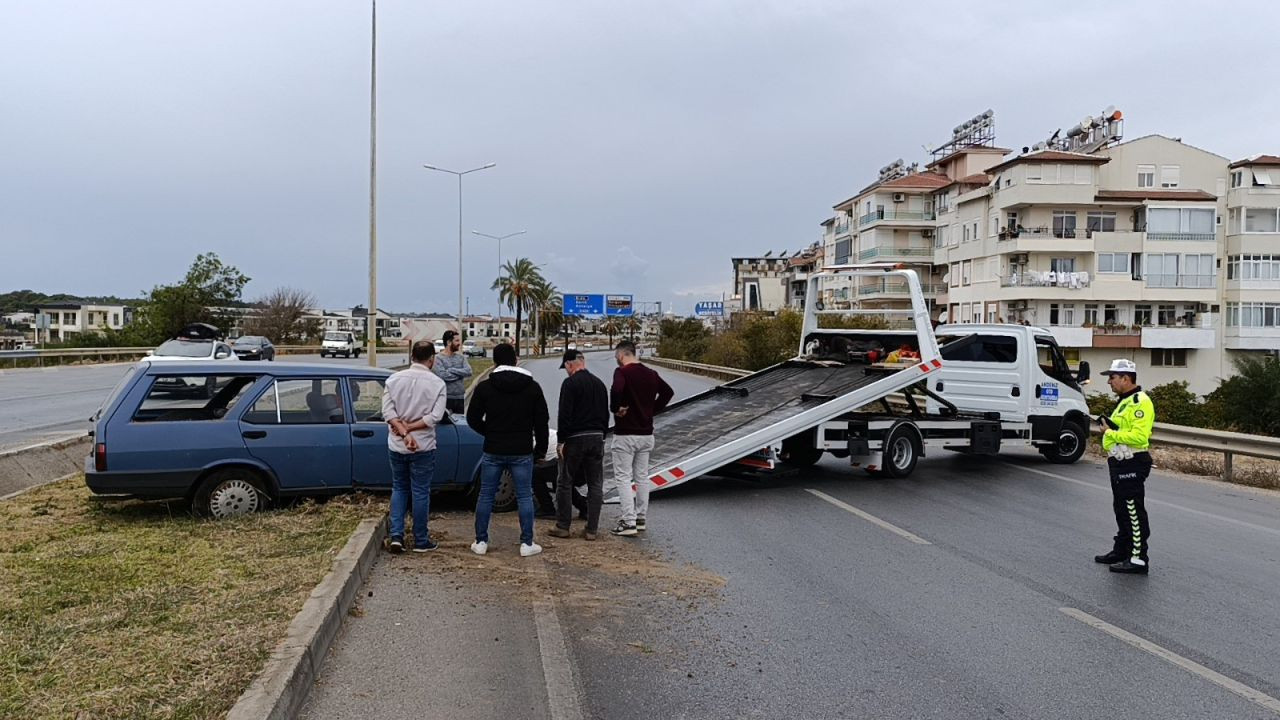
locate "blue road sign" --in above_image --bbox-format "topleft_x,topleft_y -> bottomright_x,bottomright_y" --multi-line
694,301 -> 724,317
563,294 -> 605,316
605,295 -> 633,317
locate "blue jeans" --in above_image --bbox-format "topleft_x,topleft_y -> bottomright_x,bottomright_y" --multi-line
389,449 -> 435,545
474,453 -> 534,545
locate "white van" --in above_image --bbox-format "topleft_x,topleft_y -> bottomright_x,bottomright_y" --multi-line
321,331 -> 361,358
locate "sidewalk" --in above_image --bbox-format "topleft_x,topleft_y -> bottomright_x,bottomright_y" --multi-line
299,515 -> 568,720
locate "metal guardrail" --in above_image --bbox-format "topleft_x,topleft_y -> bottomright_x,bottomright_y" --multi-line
0,345 -> 336,367
649,358 -> 1280,483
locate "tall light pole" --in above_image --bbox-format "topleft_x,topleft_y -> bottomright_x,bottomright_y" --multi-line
471,229 -> 526,322
366,0 -> 378,367
423,162 -> 495,340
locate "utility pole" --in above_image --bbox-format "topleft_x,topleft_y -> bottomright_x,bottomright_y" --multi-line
366,0 -> 378,367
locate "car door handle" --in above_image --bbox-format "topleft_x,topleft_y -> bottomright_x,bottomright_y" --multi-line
1011,385 -> 1020,397
352,429 -> 375,438
1034,384 -> 1043,398
242,430 -> 267,440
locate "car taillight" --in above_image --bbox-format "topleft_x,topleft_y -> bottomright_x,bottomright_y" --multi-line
94,443 -> 107,472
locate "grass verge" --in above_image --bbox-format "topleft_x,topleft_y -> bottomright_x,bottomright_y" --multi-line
1087,439 -> 1280,490
0,479 -> 382,720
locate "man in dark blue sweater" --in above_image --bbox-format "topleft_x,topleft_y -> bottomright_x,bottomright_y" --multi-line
548,349 -> 610,540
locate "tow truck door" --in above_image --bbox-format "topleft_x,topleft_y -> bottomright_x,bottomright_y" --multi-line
928,330 -> 1026,421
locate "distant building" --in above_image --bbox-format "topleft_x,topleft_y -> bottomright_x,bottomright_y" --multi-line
31,303 -> 132,342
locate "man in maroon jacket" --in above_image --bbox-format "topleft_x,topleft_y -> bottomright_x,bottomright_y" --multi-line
609,340 -> 674,536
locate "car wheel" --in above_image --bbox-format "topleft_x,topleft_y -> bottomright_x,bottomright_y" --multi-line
1040,422 -> 1087,464
469,467 -> 518,513
354,349 -> 361,358
193,468 -> 271,519
881,425 -> 919,479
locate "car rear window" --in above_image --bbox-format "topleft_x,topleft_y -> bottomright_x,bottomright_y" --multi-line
94,365 -> 140,421
133,375 -> 259,422
155,339 -> 213,357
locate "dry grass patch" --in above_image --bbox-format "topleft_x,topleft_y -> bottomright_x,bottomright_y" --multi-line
0,479 -> 383,720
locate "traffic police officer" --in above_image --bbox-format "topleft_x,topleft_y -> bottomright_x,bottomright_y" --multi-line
1094,358 -> 1156,575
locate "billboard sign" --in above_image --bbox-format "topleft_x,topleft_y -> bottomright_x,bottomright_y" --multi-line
694,301 -> 724,317
605,295 -> 633,317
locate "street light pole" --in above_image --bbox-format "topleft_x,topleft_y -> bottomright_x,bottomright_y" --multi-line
424,162 -> 496,340
471,229 -> 526,322
366,0 -> 378,367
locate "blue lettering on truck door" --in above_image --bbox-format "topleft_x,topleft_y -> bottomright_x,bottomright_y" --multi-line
1040,382 -> 1059,406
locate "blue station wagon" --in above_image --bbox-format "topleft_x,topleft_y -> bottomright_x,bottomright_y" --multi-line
86,361 -> 554,518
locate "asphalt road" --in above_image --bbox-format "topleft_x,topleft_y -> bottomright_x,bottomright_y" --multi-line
0,352 -> 407,451
303,357 -> 1280,720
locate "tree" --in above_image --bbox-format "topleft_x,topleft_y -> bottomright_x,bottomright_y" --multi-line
625,316 -> 641,342
243,287 -> 321,343
528,277 -> 562,354
492,257 -> 541,355
601,318 -> 621,349
127,253 -> 250,344
657,318 -> 712,361
1204,354 -> 1280,435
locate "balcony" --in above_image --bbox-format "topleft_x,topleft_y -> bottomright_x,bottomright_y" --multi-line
1092,326 -> 1142,348
1141,326 -> 1216,349
857,245 -> 935,261
1224,327 -> 1280,350
1000,271 -> 1091,289
1145,274 -> 1216,289
1145,232 -> 1215,242
858,209 -> 937,227
834,220 -> 852,237
995,226 -> 1095,254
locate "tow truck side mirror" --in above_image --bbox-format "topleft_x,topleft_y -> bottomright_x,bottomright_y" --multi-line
1076,361 -> 1091,385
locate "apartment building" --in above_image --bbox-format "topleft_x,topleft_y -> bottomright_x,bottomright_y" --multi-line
731,247 -> 819,312
1224,155 -> 1280,361
32,303 -> 131,342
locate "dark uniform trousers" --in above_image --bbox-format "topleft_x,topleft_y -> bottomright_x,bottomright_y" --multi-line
556,435 -> 605,533
1108,452 -> 1153,561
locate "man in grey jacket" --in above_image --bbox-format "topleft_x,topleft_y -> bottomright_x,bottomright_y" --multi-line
433,330 -> 472,414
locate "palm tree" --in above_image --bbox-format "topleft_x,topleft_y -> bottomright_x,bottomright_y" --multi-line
601,318 -> 621,349
492,257 -> 541,355
529,278 -> 562,354
625,315 -> 642,342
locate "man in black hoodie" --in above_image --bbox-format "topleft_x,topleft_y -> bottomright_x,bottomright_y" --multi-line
466,343 -> 550,557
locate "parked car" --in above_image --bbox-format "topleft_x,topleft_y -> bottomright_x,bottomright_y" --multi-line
434,339 -> 446,354
321,331 -> 360,358
85,361 -> 557,518
462,340 -> 485,357
232,335 -> 275,361
149,323 -> 237,397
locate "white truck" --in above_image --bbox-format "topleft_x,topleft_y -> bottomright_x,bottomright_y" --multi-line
604,264 -> 1091,495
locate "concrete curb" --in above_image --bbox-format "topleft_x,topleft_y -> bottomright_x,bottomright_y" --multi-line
226,515 -> 388,720
0,434 -> 92,500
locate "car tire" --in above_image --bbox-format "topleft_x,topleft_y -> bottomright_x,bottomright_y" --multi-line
193,468 -> 271,519
1040,422 -> 1087,464
469,467 -> 518,513
354,349 -> 361,358
881,425 -> 920,479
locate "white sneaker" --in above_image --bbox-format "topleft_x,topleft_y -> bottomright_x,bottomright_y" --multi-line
520,542 -> 543,557
470,541 -> 488,555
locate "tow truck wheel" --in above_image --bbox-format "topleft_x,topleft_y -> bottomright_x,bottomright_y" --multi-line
881,426 -> 919,478
1040,422 -> 1086,464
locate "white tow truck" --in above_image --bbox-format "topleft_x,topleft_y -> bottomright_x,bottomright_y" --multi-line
604,264 -> 1092,495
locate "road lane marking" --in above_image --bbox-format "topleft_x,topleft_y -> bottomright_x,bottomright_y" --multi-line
1060,607 -> 1280,715
805,489 -> 931,545
1008,462 -> 1280,539
529,558 -> 585,720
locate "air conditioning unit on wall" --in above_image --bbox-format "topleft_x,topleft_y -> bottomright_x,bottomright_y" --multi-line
892,193 -> 907,203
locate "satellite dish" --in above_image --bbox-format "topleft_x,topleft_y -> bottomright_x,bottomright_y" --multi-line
1081,116 -> 1095,129
1103,105 -> 1116,118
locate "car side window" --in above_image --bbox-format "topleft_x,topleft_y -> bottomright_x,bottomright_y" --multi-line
132,375 -> 258,422
243,378 -> 346,424
347,378 -> 386,422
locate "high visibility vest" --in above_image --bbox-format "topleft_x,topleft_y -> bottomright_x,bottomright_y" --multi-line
1103,389 -> 1154,452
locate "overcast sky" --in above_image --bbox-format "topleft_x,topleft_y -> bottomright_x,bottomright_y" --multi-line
3,1 -> 1278,315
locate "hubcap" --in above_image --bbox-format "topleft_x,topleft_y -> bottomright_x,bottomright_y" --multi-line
493,470 -> 515,508
891,437 -> 912,469
209,479 -> 261,518
1058,430 -> 1080,456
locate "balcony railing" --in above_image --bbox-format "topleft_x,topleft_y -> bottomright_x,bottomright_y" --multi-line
858,209 -> 937,226
857,282 -> 947,297
834,221 -> 852,236
857,246 -> 935,260
1000,271 -> 1091,289
1146,274 -> 1216,289
1145,232 -> 1215,242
